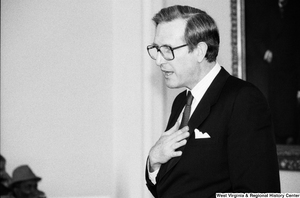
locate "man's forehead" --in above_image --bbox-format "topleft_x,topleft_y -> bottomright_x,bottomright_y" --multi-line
154,19 -> 186,46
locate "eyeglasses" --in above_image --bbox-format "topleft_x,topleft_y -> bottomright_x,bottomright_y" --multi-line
147,44 -> 188,61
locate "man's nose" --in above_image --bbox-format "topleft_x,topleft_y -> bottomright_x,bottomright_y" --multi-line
155,52 -> 167,66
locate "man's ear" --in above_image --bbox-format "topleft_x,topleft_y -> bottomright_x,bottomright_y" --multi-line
195,42 -> 208,62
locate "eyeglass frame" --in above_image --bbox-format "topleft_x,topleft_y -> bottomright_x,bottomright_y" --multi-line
146,44 -> 188,61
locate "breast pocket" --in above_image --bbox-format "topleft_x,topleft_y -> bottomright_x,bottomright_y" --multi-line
188,135 -> 218,152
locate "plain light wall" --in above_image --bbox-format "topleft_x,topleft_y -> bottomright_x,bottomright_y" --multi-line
1,0 -> 114,197
1,0 -> 165,197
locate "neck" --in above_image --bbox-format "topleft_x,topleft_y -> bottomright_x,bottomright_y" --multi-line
188,61 -> 216,90
199,61 -> 216,80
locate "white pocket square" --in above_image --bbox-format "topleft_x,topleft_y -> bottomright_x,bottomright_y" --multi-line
194,129 -> 211,139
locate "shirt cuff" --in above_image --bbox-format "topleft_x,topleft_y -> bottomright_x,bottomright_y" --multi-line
147,158 -> 159,185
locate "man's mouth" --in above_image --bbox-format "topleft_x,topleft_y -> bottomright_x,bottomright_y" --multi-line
162,70 -> 174,77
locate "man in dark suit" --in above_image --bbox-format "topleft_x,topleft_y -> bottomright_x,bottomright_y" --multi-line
145,5 -> 280,198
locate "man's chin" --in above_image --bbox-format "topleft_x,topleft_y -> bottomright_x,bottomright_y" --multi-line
164,79 -> 185,89
165,83 -> 181,89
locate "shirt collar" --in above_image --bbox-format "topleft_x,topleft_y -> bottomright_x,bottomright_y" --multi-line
188,62 -> 221,103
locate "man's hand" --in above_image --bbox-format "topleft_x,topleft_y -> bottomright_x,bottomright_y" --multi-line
148,122 -> 190,172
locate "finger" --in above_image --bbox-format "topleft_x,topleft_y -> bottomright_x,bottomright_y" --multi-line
172,139 -> 187,150
172,150 -> 182,158
180,126 -> 189,133
165,121 -> 180,135
170,127 -> 190,140
178,130 -> 190,140
168,133 -> 189,150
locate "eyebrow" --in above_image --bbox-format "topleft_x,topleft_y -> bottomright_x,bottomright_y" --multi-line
151,43 -> 159,46
151,43 -> 173,47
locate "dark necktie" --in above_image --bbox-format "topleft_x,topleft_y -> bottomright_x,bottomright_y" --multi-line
179,91 -> 194,129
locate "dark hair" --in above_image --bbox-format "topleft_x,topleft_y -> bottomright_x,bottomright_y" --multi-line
152,5 -> 219,62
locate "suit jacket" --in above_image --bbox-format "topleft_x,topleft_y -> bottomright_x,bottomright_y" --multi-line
146,67 -> 280,198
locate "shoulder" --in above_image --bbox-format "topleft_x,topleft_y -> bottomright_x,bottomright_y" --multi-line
224,76 -> 270,118
226,75 -> 254,89
215,72 -> 269,109
215,67 -> 260,96
225,75 -> 265,99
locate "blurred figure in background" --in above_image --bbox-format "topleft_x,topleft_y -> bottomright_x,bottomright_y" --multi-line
262,0 -> 299,144
246,0 -> 300,144
4,165 -> 46,198
0,155 -> 12,196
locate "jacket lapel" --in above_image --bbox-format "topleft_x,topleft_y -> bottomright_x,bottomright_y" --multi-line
158,67 -> 230,181
165,91 -> 187,131
188,67 -> 229,131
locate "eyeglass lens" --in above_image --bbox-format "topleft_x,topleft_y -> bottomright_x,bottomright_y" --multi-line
148,46 -> 174,61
